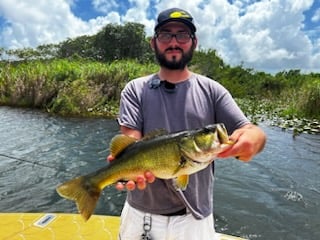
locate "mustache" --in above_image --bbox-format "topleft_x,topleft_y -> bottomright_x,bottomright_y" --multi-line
165,47 -> 183,52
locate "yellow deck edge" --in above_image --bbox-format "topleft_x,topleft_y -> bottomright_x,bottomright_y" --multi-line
0,213 -> 247,240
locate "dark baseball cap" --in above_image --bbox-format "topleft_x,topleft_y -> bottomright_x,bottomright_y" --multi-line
154,8 -> 196,33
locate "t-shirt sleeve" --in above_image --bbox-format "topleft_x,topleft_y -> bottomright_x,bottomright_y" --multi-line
117,81 -> 143,131
213,84 -> 250,134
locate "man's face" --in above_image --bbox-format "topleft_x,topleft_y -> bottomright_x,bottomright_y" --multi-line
152,22 -> 197,70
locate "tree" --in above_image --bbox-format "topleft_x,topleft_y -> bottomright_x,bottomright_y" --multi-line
191,49 -> 226,80
58,35 -> 96,59
93,22 -> 151,62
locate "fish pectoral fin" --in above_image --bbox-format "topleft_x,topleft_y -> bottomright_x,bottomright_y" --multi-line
172,155 -> 188,176
174,175 -> 189,191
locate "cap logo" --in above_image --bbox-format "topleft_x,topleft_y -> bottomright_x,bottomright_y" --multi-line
169,11 -> 190,19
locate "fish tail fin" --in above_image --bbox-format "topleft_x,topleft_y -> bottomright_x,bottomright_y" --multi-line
56,176 -> 101,221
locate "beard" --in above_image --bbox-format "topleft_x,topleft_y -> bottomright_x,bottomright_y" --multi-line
154,44 -> 194,70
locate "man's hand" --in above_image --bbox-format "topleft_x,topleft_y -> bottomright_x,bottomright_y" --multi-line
115,171 -> 156,191
106,155 -> 155,191
218,124 -> 266,162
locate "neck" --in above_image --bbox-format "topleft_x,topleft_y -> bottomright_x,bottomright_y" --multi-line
158,67 -> 192,83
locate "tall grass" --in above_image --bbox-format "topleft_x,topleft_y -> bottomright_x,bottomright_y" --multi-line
0,59 -> 158,116
272,78 -> 319,120
297,79 -> 320,118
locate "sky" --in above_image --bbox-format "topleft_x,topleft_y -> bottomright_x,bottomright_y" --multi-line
0,0 -> 319,73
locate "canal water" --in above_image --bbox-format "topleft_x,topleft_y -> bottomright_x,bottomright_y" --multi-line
0,106 -> 319,240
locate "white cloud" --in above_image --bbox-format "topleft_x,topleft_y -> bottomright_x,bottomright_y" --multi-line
92,0 -> 118,14
121,0 -> 155,35
193,0 -> 318,72
0,0 -> 94,49
0,0 -> 319,73
312,8 -> 320,22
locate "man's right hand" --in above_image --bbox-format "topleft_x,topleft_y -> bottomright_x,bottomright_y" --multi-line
106,155 -> 155,191
115,171 -> 155,191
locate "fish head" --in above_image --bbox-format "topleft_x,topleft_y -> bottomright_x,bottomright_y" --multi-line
179,123 -> 233,163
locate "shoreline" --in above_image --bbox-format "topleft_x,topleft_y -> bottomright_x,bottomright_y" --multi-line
1,104 -> 319,136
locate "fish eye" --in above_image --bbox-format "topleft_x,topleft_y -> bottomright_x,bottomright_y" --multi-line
203,125 -> 217,133
203,128 -> 210,133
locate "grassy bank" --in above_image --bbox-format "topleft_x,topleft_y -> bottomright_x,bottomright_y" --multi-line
0,58 -> 319,134
0,59 -> 158,117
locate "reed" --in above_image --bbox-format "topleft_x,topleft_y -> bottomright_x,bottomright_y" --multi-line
297,80 -> 320,119
0,59 -> 158,116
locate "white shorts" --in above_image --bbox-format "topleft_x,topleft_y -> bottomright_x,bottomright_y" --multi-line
119,201 -> 219,240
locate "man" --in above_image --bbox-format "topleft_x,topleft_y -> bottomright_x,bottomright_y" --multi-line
112,8 -> 266,240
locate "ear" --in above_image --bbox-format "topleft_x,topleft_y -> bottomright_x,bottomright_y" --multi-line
192,36 -> 198,50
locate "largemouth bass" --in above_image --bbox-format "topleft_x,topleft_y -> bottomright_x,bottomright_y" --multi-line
56,123 -> 233,221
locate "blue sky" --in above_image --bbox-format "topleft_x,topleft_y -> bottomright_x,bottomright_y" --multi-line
0,0 -> 319,73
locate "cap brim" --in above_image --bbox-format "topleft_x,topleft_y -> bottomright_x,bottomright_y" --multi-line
155,19 -> 196,33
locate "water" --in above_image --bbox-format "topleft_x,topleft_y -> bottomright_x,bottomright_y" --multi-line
0,106 -> 319,240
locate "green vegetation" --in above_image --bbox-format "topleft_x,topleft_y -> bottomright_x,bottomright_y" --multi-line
0,59 -> 158,117
0,23 -> 319,134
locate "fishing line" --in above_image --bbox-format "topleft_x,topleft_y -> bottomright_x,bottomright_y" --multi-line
0,153 -> 126,199
0,153 -> 72,175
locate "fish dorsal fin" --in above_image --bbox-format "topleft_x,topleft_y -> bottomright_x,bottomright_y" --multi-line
141,129 -> 168,141
110,134 -> 137,157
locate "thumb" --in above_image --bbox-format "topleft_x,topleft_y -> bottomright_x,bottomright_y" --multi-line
106,154 -> 115,162
229,129 -> 243,142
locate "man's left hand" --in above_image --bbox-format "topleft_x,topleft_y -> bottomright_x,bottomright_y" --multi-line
218,124 -> 266,161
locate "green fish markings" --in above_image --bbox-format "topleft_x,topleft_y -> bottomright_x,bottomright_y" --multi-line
56,123 -> 233,221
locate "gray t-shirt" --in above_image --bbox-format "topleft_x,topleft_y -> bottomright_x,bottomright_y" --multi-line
118,73 -> 249,219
